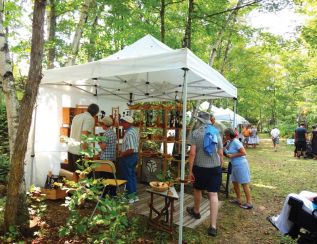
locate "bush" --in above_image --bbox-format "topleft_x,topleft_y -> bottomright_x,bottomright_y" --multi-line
0,155 -> 9,184
59,177 -> 137,243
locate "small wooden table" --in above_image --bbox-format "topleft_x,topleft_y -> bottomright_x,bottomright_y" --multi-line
146,186 -> 179,236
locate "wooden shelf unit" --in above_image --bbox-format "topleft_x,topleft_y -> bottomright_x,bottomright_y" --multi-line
129,103 -> 188,180
60,105 -> 99,137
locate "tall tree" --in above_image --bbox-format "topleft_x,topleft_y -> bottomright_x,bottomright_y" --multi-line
47,0 -> 57,69
67,0 -> 92,66
4,0 -> 46,231
0,0 -> 19,159
182,0 -> 194,48
208,0 -> 243,66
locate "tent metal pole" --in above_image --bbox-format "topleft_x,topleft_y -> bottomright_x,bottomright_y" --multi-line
30,104 -> 38,186
178,68 -> 188,244
233,98 -> 237,128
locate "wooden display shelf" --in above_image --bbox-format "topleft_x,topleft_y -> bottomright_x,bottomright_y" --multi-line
41,188 -> 67,200
129,103 -> 187,180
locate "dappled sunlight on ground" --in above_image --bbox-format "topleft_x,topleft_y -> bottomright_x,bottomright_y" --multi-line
252,183 -> 277,189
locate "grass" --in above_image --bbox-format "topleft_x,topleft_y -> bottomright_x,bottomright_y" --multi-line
176,134 -> 317,243
0,135 -> 316,243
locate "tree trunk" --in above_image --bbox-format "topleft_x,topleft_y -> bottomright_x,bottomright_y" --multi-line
0,0 -> 19,159
208,0 -> 243,66
4,0 -> 46,231
182,0 -> 194,48
47,0 -> 57,69
160,0 -> 165,43
67,0 -> 91,66
88,0 -> 102,62
220,38 -> 232,74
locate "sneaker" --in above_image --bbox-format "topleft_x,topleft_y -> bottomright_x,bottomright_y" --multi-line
240,203 -> 253,210
208,226 -> 217,237
134,196 -> 140,202
128,198 -> 135,204
186,207 -> 201,219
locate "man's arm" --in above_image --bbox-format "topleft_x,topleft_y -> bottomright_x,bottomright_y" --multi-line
119,149 -> 134,158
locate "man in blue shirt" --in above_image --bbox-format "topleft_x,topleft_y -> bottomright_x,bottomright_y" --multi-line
118,116 -> 139,203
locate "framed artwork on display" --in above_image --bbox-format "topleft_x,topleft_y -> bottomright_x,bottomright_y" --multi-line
141,157 -> 163,183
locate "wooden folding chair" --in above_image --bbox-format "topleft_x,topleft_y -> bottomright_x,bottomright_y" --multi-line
92,160 -> 127,191
90,160 -> 127,218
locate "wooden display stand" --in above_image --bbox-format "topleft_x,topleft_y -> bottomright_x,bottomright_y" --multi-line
41,188 -> 67,200
129,103 -> 188,180
147,186 -> 179,236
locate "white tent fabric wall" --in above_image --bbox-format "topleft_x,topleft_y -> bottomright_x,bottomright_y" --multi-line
34,34 -> 237,243
25,85 -> 127,188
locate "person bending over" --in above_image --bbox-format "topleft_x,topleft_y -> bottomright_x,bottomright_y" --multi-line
224,128 -> 253,209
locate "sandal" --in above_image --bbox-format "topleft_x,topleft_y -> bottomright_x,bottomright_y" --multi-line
186,207 -> 201,219
229,199 -> 242,206
240,203 -> 253,210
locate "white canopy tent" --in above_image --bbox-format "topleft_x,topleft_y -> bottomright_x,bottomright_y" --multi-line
33,34 -> 237,243
214,108 -> 249,126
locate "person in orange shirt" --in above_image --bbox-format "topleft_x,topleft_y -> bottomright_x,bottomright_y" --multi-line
242,125 -> 251,148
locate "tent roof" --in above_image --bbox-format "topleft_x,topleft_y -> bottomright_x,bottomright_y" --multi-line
214,108 -> 249,125
42,35 -> 237,103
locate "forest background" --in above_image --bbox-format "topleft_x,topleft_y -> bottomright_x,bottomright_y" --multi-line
0,0 -> 317,237
1,0 -> 317,154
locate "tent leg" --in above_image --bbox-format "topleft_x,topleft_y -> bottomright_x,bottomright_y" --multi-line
178,68 -> 188,244
30,104 -> 38,187
233,98 -> 237,128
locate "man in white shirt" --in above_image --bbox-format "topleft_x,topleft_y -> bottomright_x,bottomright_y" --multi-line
271,127 -> 280,152
67,103 -> 99,172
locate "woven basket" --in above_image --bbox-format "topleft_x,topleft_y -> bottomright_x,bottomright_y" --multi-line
149,181 -> 169,192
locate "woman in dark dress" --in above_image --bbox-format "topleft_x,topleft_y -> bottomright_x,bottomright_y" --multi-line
310,125 -> 317,159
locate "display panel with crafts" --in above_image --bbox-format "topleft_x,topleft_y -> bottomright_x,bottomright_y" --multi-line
129,102 -> 190,185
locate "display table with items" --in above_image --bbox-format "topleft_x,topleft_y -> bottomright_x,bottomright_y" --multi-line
147,184 -> 179,236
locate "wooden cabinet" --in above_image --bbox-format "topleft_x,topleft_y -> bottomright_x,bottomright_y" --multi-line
60,105 -> 89,137
129,103 -> 188,181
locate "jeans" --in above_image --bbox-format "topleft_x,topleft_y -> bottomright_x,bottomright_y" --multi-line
119,153 -> 138,196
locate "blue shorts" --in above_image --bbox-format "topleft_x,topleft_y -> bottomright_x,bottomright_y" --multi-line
231,162 -> 250,184
193,165 -> 222,192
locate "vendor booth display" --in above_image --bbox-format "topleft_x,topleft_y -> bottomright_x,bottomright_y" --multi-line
129,103 -> 188,182
27,34 -> 237,242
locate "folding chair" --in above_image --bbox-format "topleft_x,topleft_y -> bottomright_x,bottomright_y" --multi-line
90,160 -> 127,217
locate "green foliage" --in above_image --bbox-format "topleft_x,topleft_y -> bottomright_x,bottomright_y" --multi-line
0,225 -> 22,243
0,103 -> 9,156
0,197 -> 5,227
60,133 -> 138,243
0,155 -> 10,184
78,134 -> 104,158
156,169 -> 173,183
59,177 -> 136,243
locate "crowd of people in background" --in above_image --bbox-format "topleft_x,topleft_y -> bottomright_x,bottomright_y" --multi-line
239,124 -> 259,148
